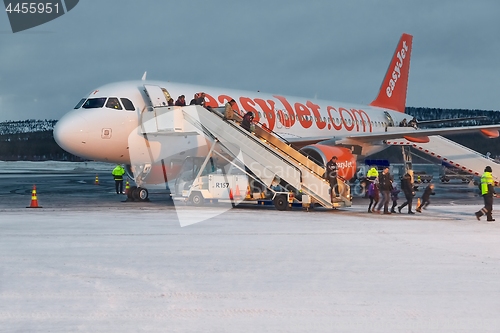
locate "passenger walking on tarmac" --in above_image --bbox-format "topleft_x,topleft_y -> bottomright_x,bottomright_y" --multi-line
112,164 -> 126,194
224,99 -> 237,121
374,167 -> 392,214
241,111 -> 255,132
325,156 -> 340,202
475,166 -> 496,222
416,183 -> 435,213
390,181 -> 400,213
398,173 -> 415,214
366,165 -> 379,181
367,179 -> 379,213
175,95 -> 186,106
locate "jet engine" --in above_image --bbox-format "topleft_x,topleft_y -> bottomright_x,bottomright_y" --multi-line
299,144 -> 357,180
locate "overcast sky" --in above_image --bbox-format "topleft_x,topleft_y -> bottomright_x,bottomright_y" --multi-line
1,0 -> 499,122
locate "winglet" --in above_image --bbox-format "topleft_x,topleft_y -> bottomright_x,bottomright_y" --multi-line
141,71 -> 147,81
370,33 -> 413,113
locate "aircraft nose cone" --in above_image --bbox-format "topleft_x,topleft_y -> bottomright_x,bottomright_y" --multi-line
54,112 -> 89,157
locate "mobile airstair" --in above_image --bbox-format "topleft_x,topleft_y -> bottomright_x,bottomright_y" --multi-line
386,135 -> 500,185
139,85 -> 351,209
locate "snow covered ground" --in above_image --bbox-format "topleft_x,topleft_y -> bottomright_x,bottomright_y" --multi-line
1,162 -> 499,332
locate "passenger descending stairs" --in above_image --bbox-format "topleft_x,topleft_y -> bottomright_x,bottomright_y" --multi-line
386,136 -> 500,185
139,101 -> 351,208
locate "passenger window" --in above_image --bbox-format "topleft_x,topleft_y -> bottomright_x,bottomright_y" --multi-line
106,97 -> 122,110
74,98 -> 86,109
120,98 -> 135,111
82,98 -> 106,109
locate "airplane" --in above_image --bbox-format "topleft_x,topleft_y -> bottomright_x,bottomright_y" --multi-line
54,33 -> 500,201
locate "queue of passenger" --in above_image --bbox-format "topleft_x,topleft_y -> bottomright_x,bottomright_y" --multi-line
365,166 -> 414,215
172,91 -> 255,133
399,117 -> 417,128
365,164 -> 496,222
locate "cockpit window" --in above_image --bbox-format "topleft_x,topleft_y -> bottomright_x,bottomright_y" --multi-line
74,98 -> 86,109
120,98 -> 135,111
82,98 -> 106,109
106,97 -> 122,110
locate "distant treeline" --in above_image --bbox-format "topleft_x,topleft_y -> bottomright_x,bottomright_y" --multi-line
0,108 -> 499,161
0,120 -> 82,161
0,119 -> 57,134
406,107 -> 500,127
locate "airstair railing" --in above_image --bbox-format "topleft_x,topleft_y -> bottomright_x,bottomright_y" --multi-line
187,106 -> 351,205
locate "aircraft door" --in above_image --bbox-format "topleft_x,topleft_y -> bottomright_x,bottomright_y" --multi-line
384,111 -> 395,127
144,84 -> 169,107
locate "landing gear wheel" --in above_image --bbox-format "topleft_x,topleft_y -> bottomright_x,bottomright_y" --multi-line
190,192 -> 204,206
127,186 -> 137,199
137,187 -> 149,201
132,187 -> 149,201
273,194 -> 289,211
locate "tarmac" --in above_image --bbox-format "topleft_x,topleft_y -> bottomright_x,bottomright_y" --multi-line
1,161 -> 499,332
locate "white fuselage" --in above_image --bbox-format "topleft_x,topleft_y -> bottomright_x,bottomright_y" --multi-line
54,80 -> 407,167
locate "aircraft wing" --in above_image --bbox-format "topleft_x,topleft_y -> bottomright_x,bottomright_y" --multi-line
283,124 -> 500,146
345,124 -> 500,143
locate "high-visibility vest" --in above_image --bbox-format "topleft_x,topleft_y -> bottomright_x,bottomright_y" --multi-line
112,166 -> 125,180
367,167 -> 379,178
481,171 -> 494,195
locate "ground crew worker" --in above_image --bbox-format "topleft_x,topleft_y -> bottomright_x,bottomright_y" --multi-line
366,165 -> 379,181
112,164 -> 125,194
475,166 -> 496,222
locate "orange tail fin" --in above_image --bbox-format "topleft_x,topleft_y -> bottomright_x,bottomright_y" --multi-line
370,33 -> 413,113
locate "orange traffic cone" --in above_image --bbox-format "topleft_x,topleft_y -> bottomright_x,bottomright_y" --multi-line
234,185 -> 241,199
246,185 -> 252,199
27,185 -> 42,208
94,174 -> 99,185
125,180 -> 130,195
229,188 -> 234,200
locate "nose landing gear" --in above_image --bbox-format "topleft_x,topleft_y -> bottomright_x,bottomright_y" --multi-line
126,186 -> 149,202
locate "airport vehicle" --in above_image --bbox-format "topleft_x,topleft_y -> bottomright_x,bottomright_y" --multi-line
54,33 -> 500,204
440,162 -> 474,183
171,156 -> 298,210
413,172 -> 433,183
